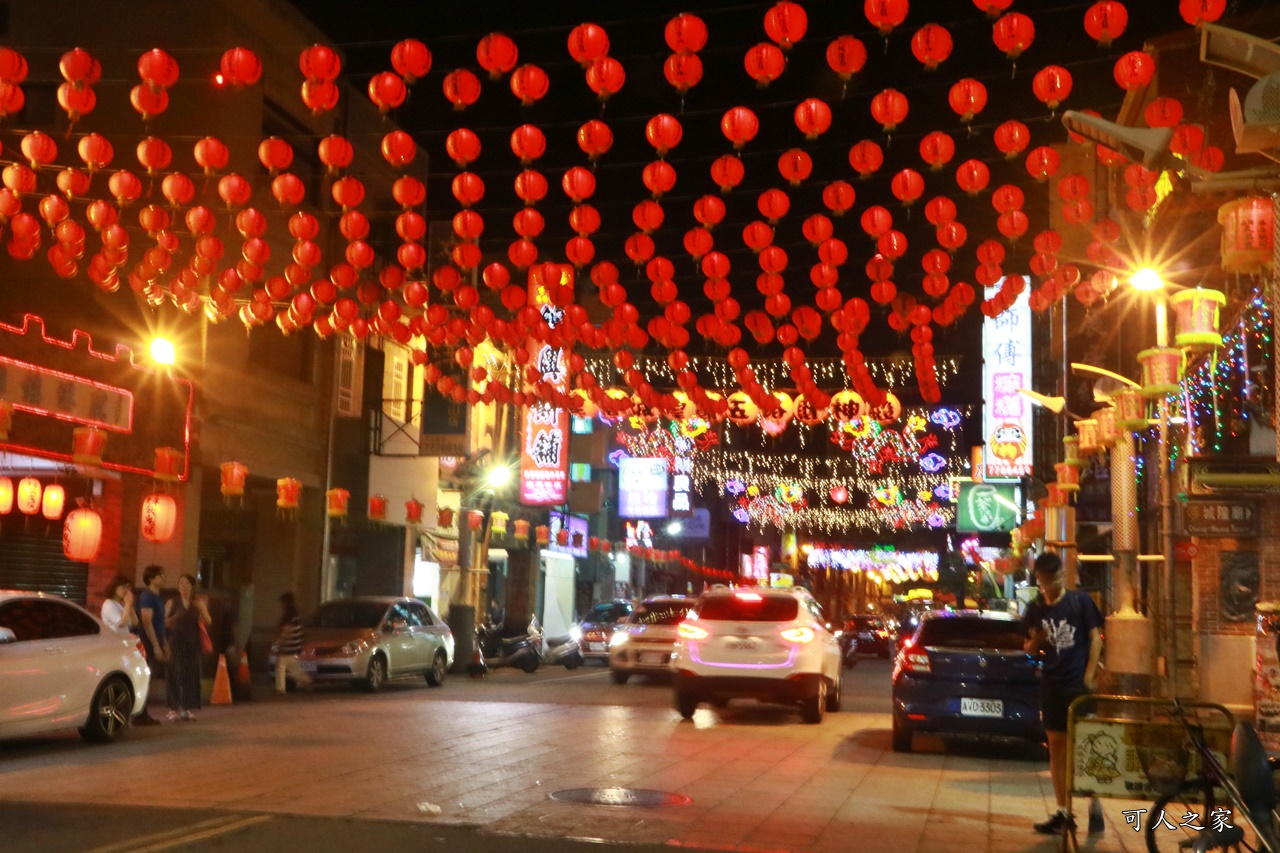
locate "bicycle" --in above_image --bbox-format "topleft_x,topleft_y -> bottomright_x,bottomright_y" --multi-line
1140,700 -> 1278,853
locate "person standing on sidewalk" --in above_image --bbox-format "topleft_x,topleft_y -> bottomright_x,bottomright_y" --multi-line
165,573 -> 211,721
1024,551 -> 1104,834
101,575 -> 137,634
275,592 -> 313,693
136,565 -> 168,725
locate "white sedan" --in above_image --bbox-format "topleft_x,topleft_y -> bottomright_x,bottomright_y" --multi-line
0,590 -> 150,743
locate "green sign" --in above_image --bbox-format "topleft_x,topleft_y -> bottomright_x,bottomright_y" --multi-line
957,482 -> 1021,533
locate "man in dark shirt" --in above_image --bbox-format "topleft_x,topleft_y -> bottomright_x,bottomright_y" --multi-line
1024,551 -> 1104,834
135,564 -> 168,725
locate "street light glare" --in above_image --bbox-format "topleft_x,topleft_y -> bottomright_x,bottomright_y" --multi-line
486,466 -> 512,488
1130,268 -> 1165,292
150,337 -> 176,366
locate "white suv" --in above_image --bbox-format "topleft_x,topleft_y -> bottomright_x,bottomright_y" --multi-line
670,585 -> 843,723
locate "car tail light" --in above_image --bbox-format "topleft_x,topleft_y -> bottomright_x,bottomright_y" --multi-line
678,621 -> 709,641
780,626 -> 814,643
734,591 -> 762,602
892,643 -> 931,681
136,639 -> 147,657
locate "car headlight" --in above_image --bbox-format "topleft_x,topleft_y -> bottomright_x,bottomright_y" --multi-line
570,625 -> 582,642
340,640 -> 364,655
608,631 -> 628,647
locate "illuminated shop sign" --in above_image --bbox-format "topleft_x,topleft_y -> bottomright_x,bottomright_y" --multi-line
982,277 -> 1033,479
519,265 -> 571,506
617,457 -> 668,519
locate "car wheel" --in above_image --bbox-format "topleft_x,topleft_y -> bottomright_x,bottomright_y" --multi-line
611,669 -> 630,685
80,676 -> 133,744
363,655 -> 387,692
891,714 -> 913,753
801,678 -> 826,724
675,691 -> 698,719
425,651 -> 447,687
825,672 -> 841,712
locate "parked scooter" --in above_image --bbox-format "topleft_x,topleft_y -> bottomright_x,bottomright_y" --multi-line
476,617 -> 541,673
539,628 -> 584,669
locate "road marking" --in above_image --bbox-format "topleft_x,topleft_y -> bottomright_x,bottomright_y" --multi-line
83,814 -> 274,853
525,669 -> 612,686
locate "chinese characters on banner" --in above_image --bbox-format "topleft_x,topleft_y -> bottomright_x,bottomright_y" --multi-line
982,278 -> 1034,479
519,265 -> 571,506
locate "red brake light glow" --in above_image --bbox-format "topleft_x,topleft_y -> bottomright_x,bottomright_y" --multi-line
678,622 -> 709,640
892,643 -> 932,681
734,591 -> 762,602
780,626 -> 814,643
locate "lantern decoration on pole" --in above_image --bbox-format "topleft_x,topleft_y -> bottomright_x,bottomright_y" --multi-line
72,425 -> 106,465
535,524 -> 550,545
63,499 -> 102,562
326,488 -> 350,521
1044,483 -> 1068,507
1055,462 -> 1081,493
1138,347 -> 1183,397
466,509 -> 484,531
1218,197 -> 1273,274
1094,407 -> 1119,447
154,447 -> 182,482
1169,288 -> 1226,350
437,507 -> 455,529
0,398 -> 11,440
1062,436 -> 1083,468
404,498 -> 424,526
276,477 -> 302,520
368,494 -> 388,524
490,510 -> 509,536
16,476 -> 40,515
140,491 -> 177,543
0,476 -> 11,514
41,482 -> 65,519
1075,419 -> 1099,455
513,518 -> 531,541
1114,388 -> 1149,431
220,462 -> 248,506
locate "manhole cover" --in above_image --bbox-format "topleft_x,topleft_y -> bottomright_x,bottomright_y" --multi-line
548,787 -> 692,807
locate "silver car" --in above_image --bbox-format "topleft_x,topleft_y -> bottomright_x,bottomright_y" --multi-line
273,597 -> 454,691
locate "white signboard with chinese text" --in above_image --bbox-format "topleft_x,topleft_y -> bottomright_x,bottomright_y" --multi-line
618,457 -> 669,519
982,278 -> 1033,479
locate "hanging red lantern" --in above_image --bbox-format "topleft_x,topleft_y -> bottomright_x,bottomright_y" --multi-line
742,220 -> 774,253
73,425 -> 107,464
744,43 -> 786,86
220,47 -> 262,87
1114,51 -> 1155,91
1144,97 -> 1183,128
997,210 -> 1029,241
694,195 -> 727,227
827,35 -> 867,83
141,492 -> 177,543
710,154 -> 745,193
823,181 -> 856,216
891,169 -> 925,206
1032,66 -> 1072,112
955,159 -> 990,195
663,53 -> 703,95
443,69 -> 482,110
860,205 -> 893,239
326,488 -> 351,518
910,24 -> 952,70
510,64 -> 549,105
870,89 -> 908,133
758,188 -> 790,224
993,120 -> 1030,158
937,221 -> 967,252
41,483 -> 65,520
777,149 -> 812,185
404,499 -> 424,525
299,44 -> 341,82
368,71 -> 407,112
633,200 -> 665,233
924,196 -> 956,226
645,113 -> 683,156
137,48 -> 179,90
0,476 -> 11,514
585,56 -> 625,101
919,131 -> 955,171
16,477 -> 41,515
992,184 -> 1025,213
477,32 -> 518,79
535,524 -> 551,545
764,1 -> 807,49
444,128 -> 481,168
1218,196 -> 1275,274
865,0 -> 909,36
1180,0 -> 1225,26
568,23 -> 610,67
63,502 -> 102,562
1084,2 -> 1128,47
563,165 -> 597,202
1025,146 -> 1060,181
992,13 -> 1035,60
57,83 -> 95,123
1170,124 -> 1206,156
0,47 -> 27,83
577,119 -> 613,161
129,84 -> 168,119
510,124 -> 546,165
948,78 -> 987,125
452,172 -> 485,207
848,139 -> 884,178
381,130 -> 417,168
301,79 -> 339,114
317,135 -> 353,172
721,106 -> 759,149
794,98 -> 832,140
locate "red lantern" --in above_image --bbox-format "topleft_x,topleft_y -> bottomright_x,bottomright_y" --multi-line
276,478 -> 302,510
764,2 -> 807,49
555,528 -> 569,546
1032,66 -> 1072,112
865,0 -> 908,36
73,425 -> 107,464
663,53 -> 703,94
0,477 -> 11,514
535,524 -> 550,545
317,135 -> 353,172
919,131 -> 955,171
404,499 -> 424,525
721,106 -> 759,149
1145,97 -> 1183,128
777,149 -> 812,185
992,12 -> 1035,60
17,477 -> 41,515
513,518 -> 531,540
368,72 -> 407,112
137,48 -> 179,90
219,46 -> 262,87
870,89 -> 908,133
381,131 -> 417,168
445,128 -> 481,168
827,35 -> 866,84
993,121 -> 1030,158
299,44 -> 341,82
585,57 -> 625,101
925,196 -> 956,225
744,43 -> 785,86
511,124 -> 546,165
823,181 -> 856,216
1218,196 -> 1275,274
63,502 -> 102,562
452,172 -> 485,207
476,32 -> 518,79
443,69 -> 482,110
1084,2 -> 1128,47
510,64 -> 549,105
0,48 -> 27,83
794,98 -> 831,140
891,169 -> 925,206
956,159 -> 990,195
141,492 -> 177,543
577,120 -> 613,161
1114,51 -> 1154,91
645,113 -> 683,156
41,483 -> 65,520
301,79 -> 338,114
1180,0 -> 1225,26
910,24 -> 952,70
391,39 -> 432,83
848,139 -> 884,178
758,188 -> 790,224
1025,146 -> 1060,181
567,23 -> 610,67
710,154 -> 745,192
326,487 -> 351,518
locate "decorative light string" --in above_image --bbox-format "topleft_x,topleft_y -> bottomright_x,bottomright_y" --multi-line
581,354 -> 961,392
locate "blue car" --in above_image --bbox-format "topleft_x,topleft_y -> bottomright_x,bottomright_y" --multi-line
890,609 -> 1043,753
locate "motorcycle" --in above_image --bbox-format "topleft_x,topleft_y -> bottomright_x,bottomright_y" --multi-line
539,627 -> 584,669
476,617 -> 542,673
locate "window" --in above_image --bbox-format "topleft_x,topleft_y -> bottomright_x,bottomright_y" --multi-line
385,350 -> 408,422
0,599 -> 98,640
306,601 -> 385,629
631,602 -> 693,625
917,617 -> 1024,650
408,602 -> 433,625
697,595 -> 799,622
390,603 -> 422,627
586,602 -> 631,624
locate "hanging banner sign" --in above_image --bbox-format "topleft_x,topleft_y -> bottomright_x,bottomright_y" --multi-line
982,278 -> 1034,479
519,265 -> 571,506
956,482 -> 1021,533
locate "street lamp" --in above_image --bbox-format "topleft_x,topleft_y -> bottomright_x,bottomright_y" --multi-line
150,336 -> 176,366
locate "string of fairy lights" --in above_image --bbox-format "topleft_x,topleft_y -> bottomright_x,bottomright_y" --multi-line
1183,290 -> 1273,456
581,353 -> 963,391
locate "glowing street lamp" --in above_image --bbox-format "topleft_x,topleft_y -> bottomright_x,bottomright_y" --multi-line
150,337 -> 176,366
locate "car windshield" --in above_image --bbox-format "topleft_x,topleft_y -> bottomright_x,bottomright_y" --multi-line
697,595 -> 799,622
632,602 -> 693,625
586,603 -> 630,623
306,601 -> 388,629
918,618 -> 1024,650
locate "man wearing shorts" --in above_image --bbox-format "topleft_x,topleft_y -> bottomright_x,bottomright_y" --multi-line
1024,551 -> 1103,834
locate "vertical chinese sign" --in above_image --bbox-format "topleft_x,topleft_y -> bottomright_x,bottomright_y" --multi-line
982,278 -> 1034,480
519,265 -> 570,506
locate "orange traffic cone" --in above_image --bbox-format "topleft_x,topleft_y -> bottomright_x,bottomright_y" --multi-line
468,643 -> 487,678
210,654 -> 233,705
236,650 -> 251,688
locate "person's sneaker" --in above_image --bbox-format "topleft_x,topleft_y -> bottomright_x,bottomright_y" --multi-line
179,711 -> 196,722
166,710 -> 180,722
1033,811 -> 1075,834
134,713 -> 161,726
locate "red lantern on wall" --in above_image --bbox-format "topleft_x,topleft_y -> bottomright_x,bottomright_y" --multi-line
326,488 -> 350,518
277,478 -> 302,510
404,499 -> 424,525
368,494 -> 388,522
73,426 -> 106,465
141,492 -> 177,542
535,524 -> 550,545
63,502 -> 102,562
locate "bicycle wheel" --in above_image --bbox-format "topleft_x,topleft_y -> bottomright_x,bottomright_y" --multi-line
1145,775 -> 1214,853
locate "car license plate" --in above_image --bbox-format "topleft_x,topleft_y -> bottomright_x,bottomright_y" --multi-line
726,638 -> 757,651
589,642 -> 605,652
640,652 -> 665,665
960,697 -> 1003,717
300,661 -> 317,673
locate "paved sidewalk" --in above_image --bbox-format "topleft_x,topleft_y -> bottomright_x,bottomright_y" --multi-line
4,675 -> 1162,853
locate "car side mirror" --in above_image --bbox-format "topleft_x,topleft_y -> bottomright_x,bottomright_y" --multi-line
0,627 -> 14,644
